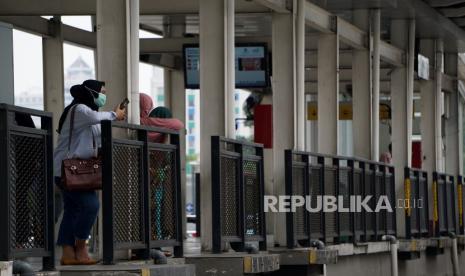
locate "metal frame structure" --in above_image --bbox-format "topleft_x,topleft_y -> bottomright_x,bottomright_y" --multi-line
458,175 -> 465,235
285,151 -> 397,248
404,167 -> 430,239
211,136 -> 266,253
0,104 -> 55,270
433,172 -> 458,237
101,120 -> 183,264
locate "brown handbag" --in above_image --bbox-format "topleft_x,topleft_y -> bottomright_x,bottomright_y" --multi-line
61,105 -> 102,191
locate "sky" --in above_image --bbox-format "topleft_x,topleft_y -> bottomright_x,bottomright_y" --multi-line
13,16 -> 162,97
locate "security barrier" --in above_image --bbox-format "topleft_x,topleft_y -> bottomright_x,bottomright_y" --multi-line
404,168 -> 429,238
101,120 -> 183,264
433,172 -> 457,237
285,151 -> 396,248
211,136 -> 266,253
0,104 -> 55,270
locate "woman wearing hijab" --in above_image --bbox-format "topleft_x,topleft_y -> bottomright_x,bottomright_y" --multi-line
139,93 -> 184,143
54,80 -> 126,265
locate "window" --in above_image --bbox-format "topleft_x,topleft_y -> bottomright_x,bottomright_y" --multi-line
188,108 -> 195,121
188,95 -> 195,107
139,62 -> 164,107
188,135 -> 195,148
63,43 -> 96,106
13,30 -> 43,111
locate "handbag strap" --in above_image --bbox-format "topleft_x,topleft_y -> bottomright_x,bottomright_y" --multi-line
67,105 -> 96,155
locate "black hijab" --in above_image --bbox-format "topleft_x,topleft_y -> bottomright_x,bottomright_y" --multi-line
57,79 -> 105,134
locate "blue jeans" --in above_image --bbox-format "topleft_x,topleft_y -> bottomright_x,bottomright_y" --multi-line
56,177 -> 100,246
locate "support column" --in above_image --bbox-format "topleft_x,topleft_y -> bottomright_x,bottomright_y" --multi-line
96,0 -> 139,123
317,33 -> 339,155
420,39 -> 443,174
295,0 -> 305,151
390,19 -> 414,237
372,9 -> 381,161
271,12 -> 295,246
199,0 -> 232,251
225,0 -> 236,138
352,9 -> 371,159
0,22 -> 14,105
445,53 -> 459,175
43,17 -> 64,143
164,15 -> 187,241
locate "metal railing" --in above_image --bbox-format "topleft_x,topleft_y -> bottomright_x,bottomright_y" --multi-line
211,136 -> 267,253
433,172 -> 458,237
285,151 -> 396,248
404,167 -> 429,238
101,120 -> 183,264
0,104 -> 55,270
458,175 -> 465,235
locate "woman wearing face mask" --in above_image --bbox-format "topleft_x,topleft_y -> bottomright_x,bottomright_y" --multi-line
54,79 -> 125,265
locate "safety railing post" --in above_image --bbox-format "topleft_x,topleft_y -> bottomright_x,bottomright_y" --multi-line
101,120 -> 114,265
257,146 -> 267,251
138,129 -> 151,260
317,156 -> 326,243
42,113 -> 55,271
285,150 -> 294,249
170,131 -> 184,257
211,136 -> 222,253
459,175 -> 464,235
0,107 -> 11,261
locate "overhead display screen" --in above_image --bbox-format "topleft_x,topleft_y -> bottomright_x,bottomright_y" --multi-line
183,44 -> 269,89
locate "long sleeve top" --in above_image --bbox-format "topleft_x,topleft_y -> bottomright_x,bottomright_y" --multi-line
53,104 -> 117,177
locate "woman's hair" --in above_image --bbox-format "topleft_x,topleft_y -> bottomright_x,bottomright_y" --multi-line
57,79 -> 106,134
149,106 -> 173,119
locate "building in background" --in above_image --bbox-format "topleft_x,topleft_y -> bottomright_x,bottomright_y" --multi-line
64,56 -> 94,106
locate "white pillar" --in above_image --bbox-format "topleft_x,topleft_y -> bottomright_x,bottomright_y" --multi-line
420,39 -> 443,174
317,33 -> 339,155
371,9 -> 381,161
407,20 -> 415,167
435,40 -> 444,172
43,17 -> 64,143
271,12 -> 295,246
390,19 -> 414,238
0,22 -> 14,105
96,0 -> 139,123
199,0 -> 230,251
225,0 -> 236,139
352,9 -> 371,159
445,53 -> 459,175
164,15 -> 187,241
295,0 -> 306,151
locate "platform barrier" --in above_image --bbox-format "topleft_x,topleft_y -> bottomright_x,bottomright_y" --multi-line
432,172 -> 458,237
211,136 -> 267,253
101,120 -> 183,264
285,151 -> 396,248
0,104 -> 55,270
404,167 -> 430,238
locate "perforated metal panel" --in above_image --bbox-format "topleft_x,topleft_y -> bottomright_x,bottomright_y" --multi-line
324,167 -> 337,240
112,143 -> 144,244
339,167 -> 351,236
309,166 -> 323,238
244,160 -> 262,237
354,169 -> 363,234
8,133 -> 47,250
220,156 -> 239,237
375,172 -> 386,234
418,176 -> 428,232
446,179 -> 455,233
149,149 -> 176,241
437,180 -> 446,233
365,170 -> 375,237
293,166 -> 307,237
385,173 -> 395,233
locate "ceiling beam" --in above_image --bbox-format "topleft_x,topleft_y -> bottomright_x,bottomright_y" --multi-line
0,0 -> 271,15
438,6 -> 465,17
252,0 -> 290,13
379,40 -> 405,67
427,0 -> 465,8
452,17 -> 465,26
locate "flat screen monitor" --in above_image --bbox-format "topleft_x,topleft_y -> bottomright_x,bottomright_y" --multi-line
183,43 -> 269,89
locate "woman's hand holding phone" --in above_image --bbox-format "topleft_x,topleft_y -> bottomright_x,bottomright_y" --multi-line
114,104 -> 126,121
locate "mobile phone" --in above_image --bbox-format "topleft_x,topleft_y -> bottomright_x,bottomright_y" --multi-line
120,98 -> 129,109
